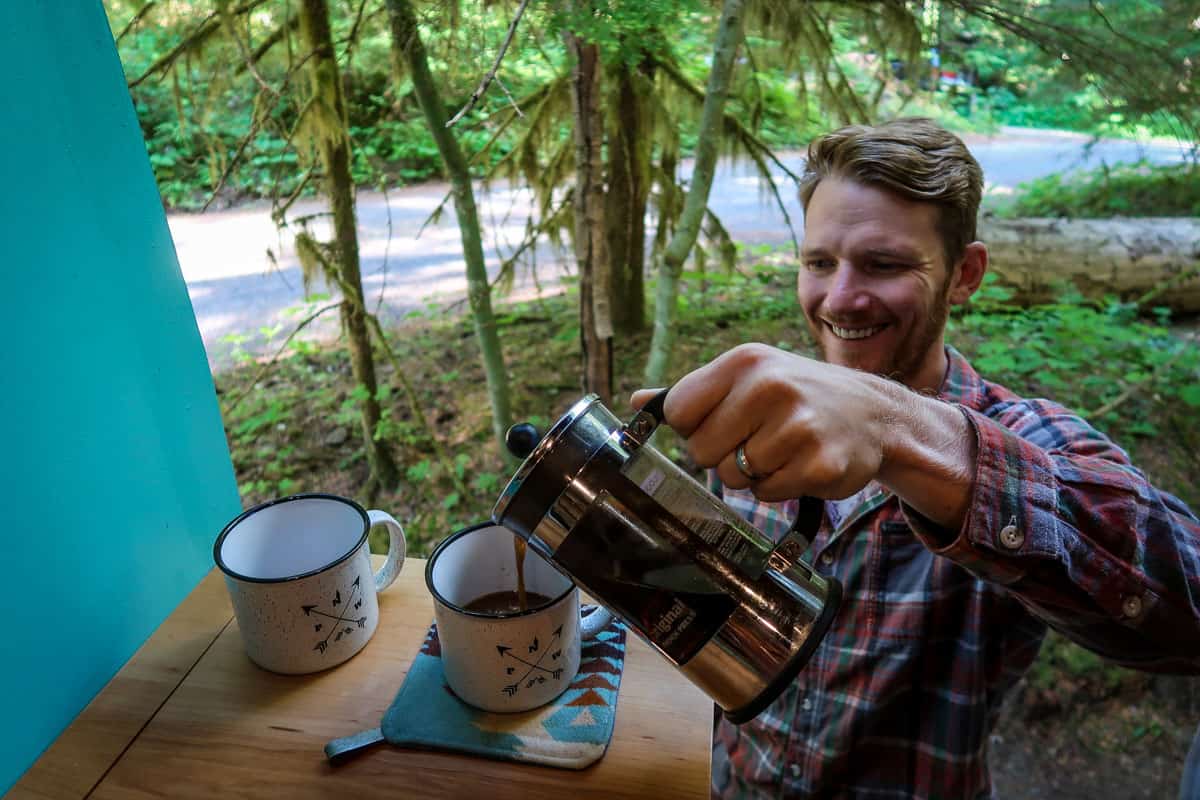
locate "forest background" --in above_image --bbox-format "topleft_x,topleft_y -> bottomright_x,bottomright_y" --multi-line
104,1 -> 1199,796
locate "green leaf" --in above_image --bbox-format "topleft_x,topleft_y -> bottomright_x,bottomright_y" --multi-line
472,472 -> 500,492
1127,421 -> 1159,437
1180,385 -> 1200,408
405,459 -> 432,482
442,492 -> 461,510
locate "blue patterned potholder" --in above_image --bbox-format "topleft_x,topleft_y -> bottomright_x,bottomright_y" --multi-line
327,608 -> 628,770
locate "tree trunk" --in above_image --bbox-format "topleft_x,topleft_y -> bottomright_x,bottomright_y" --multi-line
980,217 -> 1200,311
385,0 -> 515,463
643,0 -> 746,385
297,0 -> 398,491
604,59 -> 652,336
569,35 -> 613,404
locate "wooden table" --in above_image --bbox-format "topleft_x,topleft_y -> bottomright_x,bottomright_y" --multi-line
11,558 -> 712,799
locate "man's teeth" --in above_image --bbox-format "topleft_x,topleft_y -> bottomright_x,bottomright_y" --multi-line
830,323 -> 884,340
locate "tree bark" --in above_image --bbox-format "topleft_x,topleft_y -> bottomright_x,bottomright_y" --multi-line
643,0 -> 746,385
980,217 -> 1200,311
605,59 -> 652,336
569,35 -> 613,404
385,0 -> 515,463
298,0 -> 399,491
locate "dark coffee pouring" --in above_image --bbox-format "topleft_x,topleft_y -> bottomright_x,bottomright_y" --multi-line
492,390 -> 842,723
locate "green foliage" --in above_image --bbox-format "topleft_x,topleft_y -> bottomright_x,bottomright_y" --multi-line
1027,631 -> 1128,697
948,276 -> 1200,444
993,161 -> 1200,218
938,0 -> 1199,140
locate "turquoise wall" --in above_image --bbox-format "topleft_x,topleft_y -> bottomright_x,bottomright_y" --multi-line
0,3 -> 242,792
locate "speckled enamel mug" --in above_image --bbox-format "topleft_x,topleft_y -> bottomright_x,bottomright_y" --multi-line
426,523 -> 612,712
214,493 -> 405,674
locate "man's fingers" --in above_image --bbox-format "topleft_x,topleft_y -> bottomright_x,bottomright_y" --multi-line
662,345 -> 772,436
686,380 -> 761,468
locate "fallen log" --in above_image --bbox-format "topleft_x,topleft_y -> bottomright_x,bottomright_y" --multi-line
978,217 -> 1200,312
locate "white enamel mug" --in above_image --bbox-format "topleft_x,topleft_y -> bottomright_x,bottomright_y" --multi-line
426,523 -> 613,712
214,493 -> 405,674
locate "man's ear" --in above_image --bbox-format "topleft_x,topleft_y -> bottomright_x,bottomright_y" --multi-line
948,241 -> 988,305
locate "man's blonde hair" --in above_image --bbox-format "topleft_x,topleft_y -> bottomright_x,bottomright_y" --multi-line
798,118 -> 984,266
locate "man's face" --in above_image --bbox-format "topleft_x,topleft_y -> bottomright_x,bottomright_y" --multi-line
798,178 -> 957,391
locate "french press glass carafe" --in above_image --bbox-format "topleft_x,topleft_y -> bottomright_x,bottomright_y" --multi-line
492,390 -> 842,723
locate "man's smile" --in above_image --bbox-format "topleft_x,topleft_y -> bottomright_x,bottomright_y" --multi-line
827,322 -> 888,340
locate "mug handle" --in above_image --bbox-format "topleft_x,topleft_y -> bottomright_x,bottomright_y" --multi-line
367,510 -> 406,593
579,604 -> 614,640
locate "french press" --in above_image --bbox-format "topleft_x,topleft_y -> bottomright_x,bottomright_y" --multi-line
492,390 -> 842,723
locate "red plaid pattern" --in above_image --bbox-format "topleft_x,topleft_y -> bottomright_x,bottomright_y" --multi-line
711,347 -> 1200,799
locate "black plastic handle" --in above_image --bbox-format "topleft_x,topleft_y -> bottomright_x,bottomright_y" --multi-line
622,387 -> 671,448
639,387 -> 670,426
785,494 -> 825,552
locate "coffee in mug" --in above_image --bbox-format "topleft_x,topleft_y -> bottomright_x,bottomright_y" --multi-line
426,523 -> 613,712
463,590 -> 553,615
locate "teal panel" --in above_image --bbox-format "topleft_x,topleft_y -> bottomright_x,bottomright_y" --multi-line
0,2 -> 242,792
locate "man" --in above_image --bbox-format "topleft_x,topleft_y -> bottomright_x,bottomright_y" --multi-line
633,118 -> 1200,798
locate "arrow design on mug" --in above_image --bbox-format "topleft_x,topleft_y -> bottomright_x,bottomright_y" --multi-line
499,625 -> 564,696
306,576 -> 366,654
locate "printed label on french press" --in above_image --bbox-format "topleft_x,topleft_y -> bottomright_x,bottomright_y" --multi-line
627,457 -> 772,579
552,483 -> 737,665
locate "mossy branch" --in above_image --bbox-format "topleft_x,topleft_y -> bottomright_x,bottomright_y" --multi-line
304,237 -> 471,498
116,1 -> 158,44
127,0 -> 269,87
656,56 -> 800,254
445,0 -> 533,127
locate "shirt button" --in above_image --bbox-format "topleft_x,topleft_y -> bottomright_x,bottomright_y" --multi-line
819,551 -> 834,566
802,698 -> 813,711
1122,594 -> 1144,619
999,522 -> 1024,550
790,764 -> 801,778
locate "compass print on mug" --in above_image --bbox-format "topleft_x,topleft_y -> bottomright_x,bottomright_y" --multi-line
498,626 -> 566,697
304,576 -> 369,655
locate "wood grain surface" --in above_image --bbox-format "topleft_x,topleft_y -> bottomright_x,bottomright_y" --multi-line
12,558 -> 712,799
9,571 -> 235,800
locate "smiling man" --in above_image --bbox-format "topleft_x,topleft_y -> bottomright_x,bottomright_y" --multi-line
633,118 -> 1200,799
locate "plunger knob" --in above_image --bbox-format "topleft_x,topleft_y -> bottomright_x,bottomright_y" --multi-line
505,423 -> 541,459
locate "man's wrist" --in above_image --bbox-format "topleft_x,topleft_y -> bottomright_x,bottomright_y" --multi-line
874,380 -> 977,532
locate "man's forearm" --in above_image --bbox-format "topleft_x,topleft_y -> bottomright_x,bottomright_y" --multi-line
875,378 -> 977,536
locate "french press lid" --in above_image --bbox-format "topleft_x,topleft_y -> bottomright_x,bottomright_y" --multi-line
492,391 -> 673,537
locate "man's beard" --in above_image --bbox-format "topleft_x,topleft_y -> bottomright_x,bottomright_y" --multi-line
810,285 -> 951,385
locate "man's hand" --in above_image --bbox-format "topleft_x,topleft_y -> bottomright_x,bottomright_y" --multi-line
632,344 -> 893,501
632,343 -> 977,532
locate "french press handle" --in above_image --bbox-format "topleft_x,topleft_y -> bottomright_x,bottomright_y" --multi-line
620,387 -> 671,449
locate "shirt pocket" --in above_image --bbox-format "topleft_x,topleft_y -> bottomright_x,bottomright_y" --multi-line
873,519 -> 983,650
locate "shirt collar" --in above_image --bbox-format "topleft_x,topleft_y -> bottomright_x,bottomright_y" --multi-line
937,345 -> 989,411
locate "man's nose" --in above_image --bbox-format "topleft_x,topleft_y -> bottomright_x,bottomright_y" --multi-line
824,264 -> 871,313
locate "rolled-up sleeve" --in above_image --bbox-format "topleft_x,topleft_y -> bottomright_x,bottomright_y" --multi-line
905,400 -> 1200,673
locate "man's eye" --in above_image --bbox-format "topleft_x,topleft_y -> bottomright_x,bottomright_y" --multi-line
805,259 -> 835,271
872,262 -> 907,272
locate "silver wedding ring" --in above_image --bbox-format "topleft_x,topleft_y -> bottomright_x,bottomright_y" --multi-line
734,444 -> 768,482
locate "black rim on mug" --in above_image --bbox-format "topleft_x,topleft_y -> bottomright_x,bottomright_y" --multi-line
213,493 -> 370,585
425,522 -> 573,619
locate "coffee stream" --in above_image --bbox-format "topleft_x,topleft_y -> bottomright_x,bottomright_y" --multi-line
463,535 -> 534,615
514,535 -> 528,611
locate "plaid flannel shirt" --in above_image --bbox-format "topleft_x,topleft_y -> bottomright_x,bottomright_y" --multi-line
711,346 -> 1200,799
